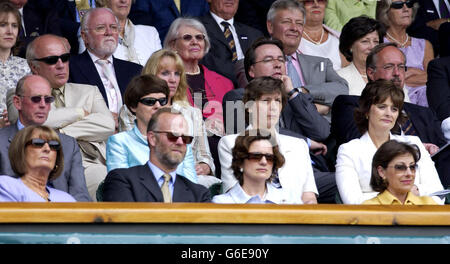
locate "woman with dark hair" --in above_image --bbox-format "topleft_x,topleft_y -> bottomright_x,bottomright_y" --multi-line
337,16 -> 385,95
364,140 -> 437,205
0,125 -> 75,202
335,79 -> 444,204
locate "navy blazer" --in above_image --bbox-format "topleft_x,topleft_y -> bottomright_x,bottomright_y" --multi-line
0,123 -> 92,201
103,164 -> 211,202
68,50 -> 143,107
427,56 -> 450,122
52,0 -> 80,54
199,13 -> 263,87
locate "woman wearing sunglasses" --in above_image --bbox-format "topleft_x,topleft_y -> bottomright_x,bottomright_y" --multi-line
377,0 -> 434,107
213,129 -> 301,204
106,74 -> 197,183
0,2 -> 30,128
0,125 -> 75,202
363,140 -> 437,205
335,79 -> 444,204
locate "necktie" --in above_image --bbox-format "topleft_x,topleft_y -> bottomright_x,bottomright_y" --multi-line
52,88 -> 65,108
161,174 -> 172,203
286,55 -> 303,88
221,21 -> 238,63
96,59 -> 121,113
402,115 -> 417,136
173,0 -> 181,13
75,0 -> 91,10
440,0 -> 450,18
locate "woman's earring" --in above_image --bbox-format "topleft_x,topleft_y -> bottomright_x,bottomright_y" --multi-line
240,168 -> 243,173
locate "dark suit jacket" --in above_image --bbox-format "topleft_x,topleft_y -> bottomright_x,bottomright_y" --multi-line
234,0 -> 275,37
199,13 -> 263,87
102,164 -> 211,202
0,123 -> 92,201
52,0 -> 80,54
129,0 -> 210,43
427,56 -> 450,121
68,51 -> 143,107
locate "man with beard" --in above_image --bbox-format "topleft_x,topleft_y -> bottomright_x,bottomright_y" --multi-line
102,107 -> 211,202
68,7 -> 142,131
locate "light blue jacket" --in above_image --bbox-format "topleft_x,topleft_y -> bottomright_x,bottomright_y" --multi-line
106,124 -> 197,183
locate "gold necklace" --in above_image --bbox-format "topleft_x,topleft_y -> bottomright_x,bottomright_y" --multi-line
386,32 -> 409,48
21,178 -> 49,201
303,27 -> 324,45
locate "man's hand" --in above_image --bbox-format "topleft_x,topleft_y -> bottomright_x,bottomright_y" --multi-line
314,103 -> 330,115
195,162 -> 212,176
426,18 -> 449,31
423,143 -> 439,156
111,111 -> 119,132
0,109 -> 9,128
310,139 -> 327,155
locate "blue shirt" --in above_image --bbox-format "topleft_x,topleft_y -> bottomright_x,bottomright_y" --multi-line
147,161 -> 177,199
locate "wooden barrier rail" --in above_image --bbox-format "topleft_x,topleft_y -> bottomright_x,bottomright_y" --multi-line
0,203 -> 449,226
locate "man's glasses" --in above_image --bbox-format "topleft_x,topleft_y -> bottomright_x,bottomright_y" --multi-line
139,97 -> 168,106
32,53 -> 70,65
390,0 -> 414,9
388,164 -> 418,173
88,24 -> 120,34
380,63 -> 407,72
254,56 -> 286,65
304,0 -> 326,4
178,33 -> 205,42
153,131 -> 193,145
19,95 -> 55,104
26,138 -> 61,151
246,152 -> 275,164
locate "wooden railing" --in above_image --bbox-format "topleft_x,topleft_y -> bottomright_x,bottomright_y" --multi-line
0,203 -> 449,226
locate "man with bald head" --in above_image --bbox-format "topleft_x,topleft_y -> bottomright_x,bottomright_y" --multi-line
0,75 -> 91,201
22,34 -> 115,200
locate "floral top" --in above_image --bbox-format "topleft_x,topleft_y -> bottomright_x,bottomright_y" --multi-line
0,56 -> 30,110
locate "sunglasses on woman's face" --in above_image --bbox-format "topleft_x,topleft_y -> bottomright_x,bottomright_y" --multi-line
388,164 -> 418,173
246,152 -> 275,164
390,0 -> 414,9
139,97 -> 168,106
32,53 -> 70,65
26,138 -> 61,151
20,95 -> 55,104
153,131 -> 193,145
179,33 -> 205,42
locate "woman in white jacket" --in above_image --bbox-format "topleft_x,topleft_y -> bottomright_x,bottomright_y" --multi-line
335,79 -> 444,204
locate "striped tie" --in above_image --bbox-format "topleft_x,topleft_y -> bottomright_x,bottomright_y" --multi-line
402,116 -> 417,136
221,21 -> 238,63
161,173 -> 172,203
440,0 -> 450,18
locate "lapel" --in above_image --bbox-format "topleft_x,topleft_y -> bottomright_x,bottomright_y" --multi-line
80,51 -> 108,103
112,57 -> 127,95
138,165 -> 164,202
172,176 -> 194,202
170,0 -> 180,17
297,53 -> 311,85
203,13 -> 230,50
7,123 -> 19,143
234,23 -> 250,52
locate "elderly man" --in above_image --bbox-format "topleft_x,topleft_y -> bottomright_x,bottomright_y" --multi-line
331,43 -> 450,188
22,34 -> 115,201
1,75 -> 91,201
199,0 -> 263,88
68,7 -> 142,130
103,107 -> 211,202
266,0 -> 348,122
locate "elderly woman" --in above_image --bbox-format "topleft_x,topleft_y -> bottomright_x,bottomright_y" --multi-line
335,79 -> 444,204
363,140 -> 437,205
377,0 -> 434,107
0,125 -> 75,202
337,16 -> 385,95
0,2 -> 31,127
298,0 -> 346,71
106,74 -> 197,183
79,0 -> 161,65
213,129 -> 302,204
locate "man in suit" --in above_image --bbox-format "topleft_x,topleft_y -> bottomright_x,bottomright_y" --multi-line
266,0 -> 348,122
199,0 -> 263,88
0,74 -> 91,201
68,7 -> 142,130
331,43 -> 450,187
128,0 -> 210,44
26,34 -> 116,200
103,107 -> 211,202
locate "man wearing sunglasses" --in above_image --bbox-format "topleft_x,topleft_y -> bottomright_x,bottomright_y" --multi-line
103,107 -> 211,202
199,0 -> 263,88
0,74 -> 91,201
21,34 -> 116,201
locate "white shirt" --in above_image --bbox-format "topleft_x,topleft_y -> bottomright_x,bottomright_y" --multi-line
210,11 -> 244,60
432,0 -> 450,18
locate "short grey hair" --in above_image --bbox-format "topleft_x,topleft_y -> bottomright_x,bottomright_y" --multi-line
267,0 -> 306,24
80,7 -> 119,33
26,34 -> 71,69
163,17 -> 211,55
376,0 -> 419,29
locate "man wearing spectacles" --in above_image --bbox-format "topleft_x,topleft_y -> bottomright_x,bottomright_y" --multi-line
103,107 -> 211,202
68,8 -> 142,131
18,34 -> 116,201
0,74 -> 91,201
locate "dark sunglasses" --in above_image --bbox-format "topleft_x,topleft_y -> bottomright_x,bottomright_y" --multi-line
20,95 -> 55,104
139,97 -> 168,106
388,164 -> 418,173
153,131 -> 193,145
26,138 -> 61,151
246,152 -> 275,163
179,33 -> 205,42
390,0 -> 414,9
304,0 -> 326,4
33,53 -> 70,65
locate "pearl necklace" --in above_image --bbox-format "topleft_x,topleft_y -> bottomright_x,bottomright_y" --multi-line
186,65 -> 200,75
303,27 -> 324,45
386,32 -> 409,48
